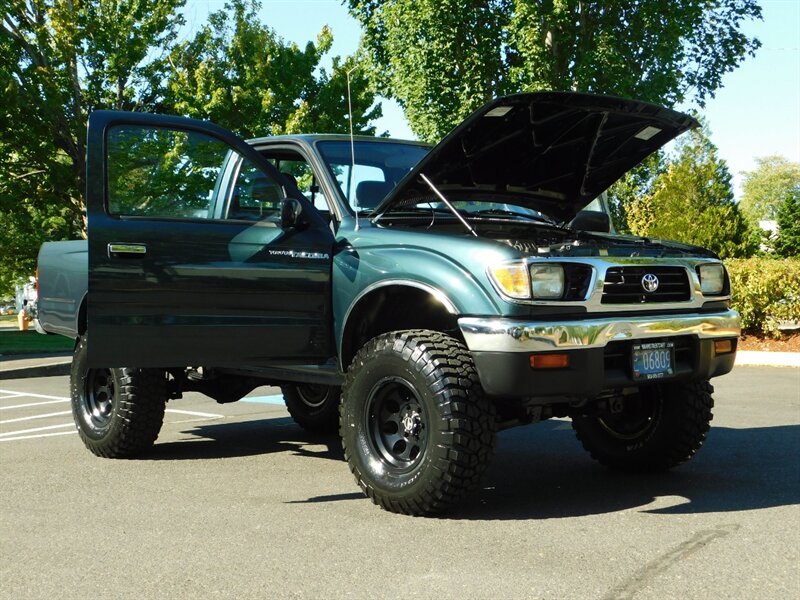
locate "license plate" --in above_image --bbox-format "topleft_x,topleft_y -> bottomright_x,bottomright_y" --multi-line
632,341 -> 675,381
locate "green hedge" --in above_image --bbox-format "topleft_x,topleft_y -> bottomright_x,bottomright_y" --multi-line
726,257 -> 800,337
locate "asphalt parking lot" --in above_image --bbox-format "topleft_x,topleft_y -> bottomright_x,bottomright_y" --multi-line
1,367 -> 798,599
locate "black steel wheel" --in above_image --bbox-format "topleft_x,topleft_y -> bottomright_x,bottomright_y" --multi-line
281,383 -> 341,434
80,368 -> 117,432
70,334 -> 167,458
341,330 -> 496,515
572,380 -> 715,472
366,376 -> 428,470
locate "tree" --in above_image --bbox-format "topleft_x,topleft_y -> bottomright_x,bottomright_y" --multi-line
774,189 -> 800,257
626,125 -> 758,259
0,0 -> 379,295
162,0 -> 380,138
606,153 -> 665,233
0,0 -> 187,293
348,0 -> 762,141
739,155 -> 800,225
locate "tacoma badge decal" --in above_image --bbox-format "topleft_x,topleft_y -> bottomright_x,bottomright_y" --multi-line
268,249 -> 330,260
641,273 -> 660,293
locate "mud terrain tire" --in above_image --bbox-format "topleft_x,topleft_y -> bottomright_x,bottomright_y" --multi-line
572,380 -> 714,472
70,335 -> 167,458
281,384 -> 341,434
341,330 -> 496,515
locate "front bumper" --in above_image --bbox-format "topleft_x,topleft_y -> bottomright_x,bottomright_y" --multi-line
458,310 -> 740,399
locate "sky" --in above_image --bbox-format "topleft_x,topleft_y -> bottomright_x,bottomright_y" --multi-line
183,0 -> 800,199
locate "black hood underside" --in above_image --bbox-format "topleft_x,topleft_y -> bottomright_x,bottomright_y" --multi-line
374,92 -> 698,223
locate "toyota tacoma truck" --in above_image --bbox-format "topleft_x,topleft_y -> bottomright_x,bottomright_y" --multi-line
37,92 -> 740,515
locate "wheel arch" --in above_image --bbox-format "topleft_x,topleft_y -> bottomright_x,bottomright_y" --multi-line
77,293 -> 88,337
339,282 -> 460,371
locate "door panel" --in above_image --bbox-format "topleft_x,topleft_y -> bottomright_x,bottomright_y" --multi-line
86,111 -> 334,369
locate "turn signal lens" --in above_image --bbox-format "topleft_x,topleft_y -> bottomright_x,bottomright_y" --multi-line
489,263 -> 531,299
714,339 -> 734,355
530,353 -> 570,369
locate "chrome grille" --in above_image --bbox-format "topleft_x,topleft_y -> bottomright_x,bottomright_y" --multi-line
601,266 -> 690,304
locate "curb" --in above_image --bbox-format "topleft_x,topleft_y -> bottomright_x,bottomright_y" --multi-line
735,351 -> 800,368
0,361 -> 71,380
0,352 -> 72,380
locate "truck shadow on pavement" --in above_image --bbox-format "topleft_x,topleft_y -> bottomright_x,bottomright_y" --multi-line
147,417 -> 344,462
448,420 -> 800,521
145,416 -> 798,520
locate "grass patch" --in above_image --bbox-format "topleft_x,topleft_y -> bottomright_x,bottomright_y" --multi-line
0,330 -> 74,356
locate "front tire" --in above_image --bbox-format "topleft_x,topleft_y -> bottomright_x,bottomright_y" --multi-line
341,330 -> 496,515
281,383 -> 341,434
572,380 -> 714,472
70,335 -> 167,458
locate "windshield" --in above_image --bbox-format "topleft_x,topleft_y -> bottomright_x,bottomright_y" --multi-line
316,140 -> 429,213
377,190 -> 610,230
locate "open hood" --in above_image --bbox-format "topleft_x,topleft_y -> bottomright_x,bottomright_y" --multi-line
373,92 -> 698,223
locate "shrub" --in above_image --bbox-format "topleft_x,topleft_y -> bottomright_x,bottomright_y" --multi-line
726,257 -> 800,337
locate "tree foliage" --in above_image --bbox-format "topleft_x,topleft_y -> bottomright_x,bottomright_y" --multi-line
739,155 -> 800,224
605,153 -> 665,233
162,0 -> 379,138
0,0 -> 378,295
774,189 -> 800,258
0,0 -> 187,293
348,0 -> 762,141
626,125 -> 758,258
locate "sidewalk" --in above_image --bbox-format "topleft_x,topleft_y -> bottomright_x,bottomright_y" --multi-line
735,351 -> 800,368
0,352 -> 71,379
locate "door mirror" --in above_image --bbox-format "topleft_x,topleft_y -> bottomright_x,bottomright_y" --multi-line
280,197 -> 306,230
569,210 -> 611,233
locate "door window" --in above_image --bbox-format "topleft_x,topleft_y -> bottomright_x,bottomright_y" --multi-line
106,125 -> 235,219
228,158 -> 285,221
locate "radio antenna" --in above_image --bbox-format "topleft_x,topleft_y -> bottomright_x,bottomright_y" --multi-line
346,65 -> 359,230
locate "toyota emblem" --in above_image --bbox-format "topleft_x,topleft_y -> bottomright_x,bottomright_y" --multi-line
641,273 -> 659,293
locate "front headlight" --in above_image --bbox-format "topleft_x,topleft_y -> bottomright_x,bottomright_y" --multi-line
489,263 -> 531,299
530,264 -> 565,299
698,264 -> 726,295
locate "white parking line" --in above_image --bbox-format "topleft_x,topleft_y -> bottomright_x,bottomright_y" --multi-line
165,408 -> 224,419
0,423 -> 74,438
0,389 -> 70,401
0,410 -> 73,425
0,388 -> 224,442
0,430 -> 76,442
0,399 -> 68,410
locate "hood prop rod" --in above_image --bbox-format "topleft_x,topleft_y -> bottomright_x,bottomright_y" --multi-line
420,173 -> 478,237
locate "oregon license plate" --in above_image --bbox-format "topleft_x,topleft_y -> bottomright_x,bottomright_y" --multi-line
632,341 -> 675,381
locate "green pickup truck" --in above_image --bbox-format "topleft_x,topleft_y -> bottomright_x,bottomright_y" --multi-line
37,92 -> 740,515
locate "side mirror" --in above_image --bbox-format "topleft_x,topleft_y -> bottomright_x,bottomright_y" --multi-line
280,197 -> 306,230
569,210 -> 611,233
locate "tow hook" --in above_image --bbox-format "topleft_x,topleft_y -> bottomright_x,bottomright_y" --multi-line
608,396 -> 624,414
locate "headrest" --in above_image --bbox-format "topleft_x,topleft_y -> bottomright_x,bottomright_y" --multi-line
355,180 -> 393,209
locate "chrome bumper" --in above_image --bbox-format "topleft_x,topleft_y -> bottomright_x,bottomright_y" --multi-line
458,309 -> 741,353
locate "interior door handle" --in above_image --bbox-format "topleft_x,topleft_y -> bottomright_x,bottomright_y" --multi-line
108,243 -> 147,258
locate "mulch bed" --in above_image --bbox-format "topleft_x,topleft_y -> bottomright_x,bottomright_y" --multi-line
738,332 -> 800,352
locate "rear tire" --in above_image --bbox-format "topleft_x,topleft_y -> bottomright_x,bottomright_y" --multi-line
572,380 -> 714,472
281,383 -> 341,434
70,335 -> 167,458
341,330 -> 496,515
